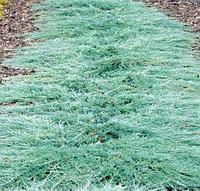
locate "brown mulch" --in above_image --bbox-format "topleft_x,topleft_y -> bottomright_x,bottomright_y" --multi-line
0,65 -> 35,78
139,0 -> 200,32
0,0 -> 40,81
137,0 -> 200,53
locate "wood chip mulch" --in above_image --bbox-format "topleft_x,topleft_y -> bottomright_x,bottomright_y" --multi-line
138,0 -> 200,50
0,0 -> 40,81
140,0 -> 200,31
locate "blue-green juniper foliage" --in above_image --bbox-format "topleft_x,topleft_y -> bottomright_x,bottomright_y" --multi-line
0,0 -> 200,190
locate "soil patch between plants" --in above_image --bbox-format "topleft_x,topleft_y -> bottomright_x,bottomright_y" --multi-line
0,65 -> 35,84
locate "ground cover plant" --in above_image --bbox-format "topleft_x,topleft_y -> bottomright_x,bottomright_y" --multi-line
0,0 -> 200,190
